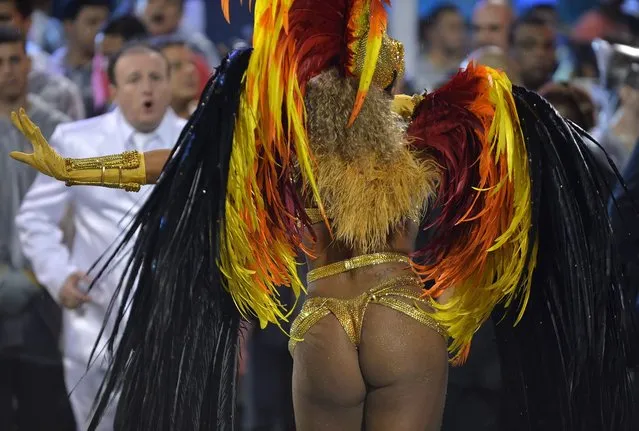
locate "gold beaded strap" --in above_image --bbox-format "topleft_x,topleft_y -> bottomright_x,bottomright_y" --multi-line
307,252 -> 410,283
63,150 -> 146,192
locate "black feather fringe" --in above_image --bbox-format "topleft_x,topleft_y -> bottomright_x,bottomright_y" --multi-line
87,48 -> 253,431
493,86 -> 636,430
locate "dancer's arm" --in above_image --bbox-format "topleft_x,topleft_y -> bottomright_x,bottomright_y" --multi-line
142,149 -> 172,183
9,108 -> 171,190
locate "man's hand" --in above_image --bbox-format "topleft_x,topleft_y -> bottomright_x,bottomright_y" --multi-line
9,108 -> 68,180
59,272 -> 91,310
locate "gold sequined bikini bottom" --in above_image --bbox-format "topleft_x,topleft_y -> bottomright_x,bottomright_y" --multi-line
288,274 -> 447,354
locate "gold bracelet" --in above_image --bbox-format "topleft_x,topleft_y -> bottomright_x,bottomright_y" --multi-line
307,252 -> 411,283
63,151 -> 145,192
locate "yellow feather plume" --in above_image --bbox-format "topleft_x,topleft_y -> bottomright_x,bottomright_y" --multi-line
216,0 -> 324,328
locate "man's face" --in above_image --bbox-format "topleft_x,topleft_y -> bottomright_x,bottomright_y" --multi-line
162,44 -> 198,103
471,4 -> 512,50
512,24 -> 556,90
100,34 -> 125,58
0,41 -> 30,102
434,10 -> 466,54
144,0 -> 182,36
66,5 -> 109,55
0,1 -> 30,34
111,51 -> 172,132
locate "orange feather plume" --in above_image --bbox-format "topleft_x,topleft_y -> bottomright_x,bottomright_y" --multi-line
221,0 -> 254,22
347,0 -> 389,126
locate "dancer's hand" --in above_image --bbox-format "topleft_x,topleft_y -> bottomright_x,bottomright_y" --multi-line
9,108 -> 68,180
391,94 -> 423,119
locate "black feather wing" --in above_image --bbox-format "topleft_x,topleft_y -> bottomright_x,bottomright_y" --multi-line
494,86 -> 636,430
88,48 -> 253,431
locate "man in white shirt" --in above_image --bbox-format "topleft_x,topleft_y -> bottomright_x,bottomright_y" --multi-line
16,42 -> 186,431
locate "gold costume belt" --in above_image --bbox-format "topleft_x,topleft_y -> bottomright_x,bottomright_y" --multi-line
306,252 -> 410,284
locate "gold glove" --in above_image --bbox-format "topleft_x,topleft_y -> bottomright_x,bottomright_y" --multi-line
10,108 -> 146,192
391,94 -> 424,120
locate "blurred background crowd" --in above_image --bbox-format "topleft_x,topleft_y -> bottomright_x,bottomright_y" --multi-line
1,0 -> 639,430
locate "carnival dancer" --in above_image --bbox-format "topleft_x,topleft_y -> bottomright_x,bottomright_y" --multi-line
8,1 -> 636,430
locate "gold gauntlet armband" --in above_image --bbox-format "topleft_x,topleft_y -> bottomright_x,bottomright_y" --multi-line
64,150 -> 147,192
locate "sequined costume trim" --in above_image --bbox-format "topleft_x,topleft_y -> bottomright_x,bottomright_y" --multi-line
289,274 -> 447,354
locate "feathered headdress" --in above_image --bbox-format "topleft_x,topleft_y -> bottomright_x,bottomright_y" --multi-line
403,65 -> 636,429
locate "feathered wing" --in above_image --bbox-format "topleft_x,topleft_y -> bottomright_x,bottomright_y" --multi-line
495,87 -> 635,430
87,47 -> 308,431
86,49 -> 245,431
408,64 -> 534,362
407,64 -> 635,429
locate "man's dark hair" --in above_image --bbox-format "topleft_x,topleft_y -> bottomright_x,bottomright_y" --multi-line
419,3 -> 460,37
107,41 -> 169,85
0,24 -> 26,51
101,14 -> 148,41
509,13 -> 549,46
0,0 -> 34,19
526,3 -> 557,15
61,0 -> 111,22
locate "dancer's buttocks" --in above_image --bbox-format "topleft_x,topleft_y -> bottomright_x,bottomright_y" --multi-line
292,248 -> 449,430
290,256 -> 447,355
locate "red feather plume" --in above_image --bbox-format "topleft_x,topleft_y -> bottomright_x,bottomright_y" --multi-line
408,65 -> 494,284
